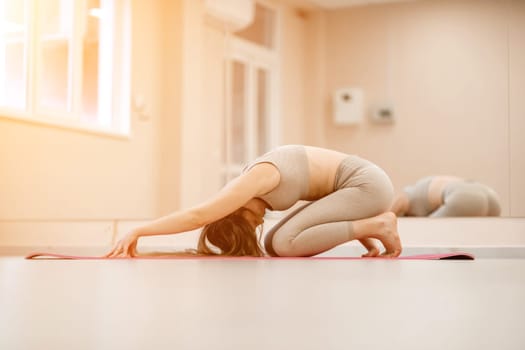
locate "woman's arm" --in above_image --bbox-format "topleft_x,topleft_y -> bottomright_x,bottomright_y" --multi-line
105,163 -> 279,257
135,162 -> 279,237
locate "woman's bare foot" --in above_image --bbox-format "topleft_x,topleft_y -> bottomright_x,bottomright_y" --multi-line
353,212 -> 402,258
359,238 -> 380,257
375,212 -> 402,257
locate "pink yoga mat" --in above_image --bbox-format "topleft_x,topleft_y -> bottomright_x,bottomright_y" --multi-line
25,252 -> 475,260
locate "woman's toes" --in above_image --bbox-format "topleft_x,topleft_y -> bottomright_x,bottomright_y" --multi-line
362,249 -> 379,257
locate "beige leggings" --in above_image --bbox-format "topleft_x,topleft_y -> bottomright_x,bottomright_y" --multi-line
404,177 -> 501,217
264,156 -> 393,257
432,181 -> 501,217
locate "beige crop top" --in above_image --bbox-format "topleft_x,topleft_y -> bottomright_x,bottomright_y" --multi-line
242,145 -> 310,211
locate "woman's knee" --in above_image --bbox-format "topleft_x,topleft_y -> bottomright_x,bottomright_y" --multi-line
271,235 -> 297,257
263,230 -> 278,257
270,230 -> 311,257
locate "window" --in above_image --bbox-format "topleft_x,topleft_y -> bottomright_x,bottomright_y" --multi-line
0,0 -> 131,136
222,2 -> 279,183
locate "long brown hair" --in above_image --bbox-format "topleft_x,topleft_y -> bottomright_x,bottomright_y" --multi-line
195,209 -> 265,257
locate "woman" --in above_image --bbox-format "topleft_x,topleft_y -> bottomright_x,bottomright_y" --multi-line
391,175 -> 501,217
106,145 -> 402,258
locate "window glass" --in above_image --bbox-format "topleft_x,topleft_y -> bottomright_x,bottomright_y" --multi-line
0,0 -> 27,109
36,0 -> 71,111
82,0 -> 100,122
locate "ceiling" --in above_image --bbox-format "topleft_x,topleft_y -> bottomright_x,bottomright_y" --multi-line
305,0 -> 420,9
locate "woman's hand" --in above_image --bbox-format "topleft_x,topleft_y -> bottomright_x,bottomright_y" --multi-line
105,230 -> 140,258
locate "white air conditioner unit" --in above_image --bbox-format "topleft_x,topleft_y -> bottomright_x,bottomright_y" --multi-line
204,0 -> 255,31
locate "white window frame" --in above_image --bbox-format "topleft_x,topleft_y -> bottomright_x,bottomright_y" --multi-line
0,0 -> 131,138
222,1 -> 281,182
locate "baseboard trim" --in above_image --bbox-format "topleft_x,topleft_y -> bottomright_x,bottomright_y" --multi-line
1,217 -> 524,251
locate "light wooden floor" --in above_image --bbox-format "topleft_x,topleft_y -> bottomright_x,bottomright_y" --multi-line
1,256 -> 524,350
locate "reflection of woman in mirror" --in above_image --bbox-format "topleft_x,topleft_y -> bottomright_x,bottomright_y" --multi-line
391,176 -> 501,217
106,145 -> 402,258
